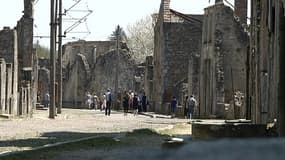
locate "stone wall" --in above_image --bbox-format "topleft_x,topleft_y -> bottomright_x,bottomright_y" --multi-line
199,3 -> 249,118
38,67 -> 50,104
144,56 -> 154,111
17,0 -> 35,115
153,0 -> 203,114
199,3 -> 249,119
62,40 -> 116,69
234,0 -> 248,25
62,40 -> 135,108
249,0 -> 285,135
92,50 -> 135,95
0,28 -> 19,115
0,0 -> 35,117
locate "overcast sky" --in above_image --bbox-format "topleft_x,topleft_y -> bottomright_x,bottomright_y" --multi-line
0,0 -> 237,47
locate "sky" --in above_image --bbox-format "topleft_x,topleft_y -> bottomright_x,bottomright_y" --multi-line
0,0 -> 236,47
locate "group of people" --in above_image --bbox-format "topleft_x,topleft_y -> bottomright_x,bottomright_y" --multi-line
184,95 -> 197,120
86,89 -> 147,116
86,92 -> 104,110
170,95 -> 197,119
122,91 -> 147,116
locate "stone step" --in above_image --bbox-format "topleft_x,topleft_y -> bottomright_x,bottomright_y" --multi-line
191,119 -> 269,139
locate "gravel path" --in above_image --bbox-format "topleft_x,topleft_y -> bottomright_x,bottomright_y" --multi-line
2,109 -> 285,160
0,108 -> 189,154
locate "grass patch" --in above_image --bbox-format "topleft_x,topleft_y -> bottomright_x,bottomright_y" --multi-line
158,123 -> 191,136
1,129 -> 172,160
0,132 -> 100,153
0,137 -> 121,160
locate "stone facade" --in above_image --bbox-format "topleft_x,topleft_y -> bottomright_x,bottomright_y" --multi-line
0,0 -> 35,117
0,28 -> 19,115
234,0 -> 248,25
199,2 -> 249,119
153,0 -> 203,114
249,0 -> 285,135
144,56 -> 154,111
62,40 -> 135,108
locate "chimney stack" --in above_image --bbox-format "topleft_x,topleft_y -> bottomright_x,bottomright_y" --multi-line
24,0 -> 35,18
215,0 -> 223,4
234,0 -> 248,25
161,0 -> 171,22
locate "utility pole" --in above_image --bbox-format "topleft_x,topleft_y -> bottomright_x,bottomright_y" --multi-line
57,0 -> 63,114
49,0 -> 56,118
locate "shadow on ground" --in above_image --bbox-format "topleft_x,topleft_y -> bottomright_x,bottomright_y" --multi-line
0,128 -> 189,160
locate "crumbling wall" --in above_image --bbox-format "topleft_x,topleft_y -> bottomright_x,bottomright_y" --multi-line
0,28 -> 19,115
0,0 -> 35,117
249,0 -> 285,136
92,50 -> 135,96
153,0 -> 203,114
144,56 -> 154,111
199,3 -> 249,119
62,40 -> 135,107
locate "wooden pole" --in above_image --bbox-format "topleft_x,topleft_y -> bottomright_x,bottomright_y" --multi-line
57,0 -> 63,114
49,0 -> 56,118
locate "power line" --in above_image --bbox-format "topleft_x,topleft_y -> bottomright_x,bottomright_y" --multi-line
63,0 -> 93,38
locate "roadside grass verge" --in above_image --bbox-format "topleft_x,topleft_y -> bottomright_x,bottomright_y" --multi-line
0,129 -> 169,160
158,123 -> 191,136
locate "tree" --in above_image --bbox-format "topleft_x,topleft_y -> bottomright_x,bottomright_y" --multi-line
109,25 -> 127,42
126,15 -> 154,64
109,25 -> 127,107
34,43 -> 50,58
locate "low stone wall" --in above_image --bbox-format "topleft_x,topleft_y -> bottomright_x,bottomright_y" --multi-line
192,121 -> 269,139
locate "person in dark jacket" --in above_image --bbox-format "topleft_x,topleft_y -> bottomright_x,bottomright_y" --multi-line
123,91 -> 129,116
133,94 -> 139,116
184,95 -> 189,118
105,89 -> 112,116
142,92 -> 147,112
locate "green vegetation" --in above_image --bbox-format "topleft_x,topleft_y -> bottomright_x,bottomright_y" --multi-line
158,123 -> 191,136
34,44 -> 50,59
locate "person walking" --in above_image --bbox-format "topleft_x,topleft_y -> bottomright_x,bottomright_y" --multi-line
86,92 -> 92,109
44,92 -> 50,108
101,94 -> 106,111
184,95 -> 189,119
141,92 -> 147,112
188,95 -> 197,120
105,89 -> 112,116
122,91 -> 129,116
132,94 -> 139,116
170,96 -> 177,118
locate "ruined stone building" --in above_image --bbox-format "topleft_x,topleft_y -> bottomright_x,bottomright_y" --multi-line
144,56 -> 154,111
62,40 -> 135,108
0,0 -> 36,117
199,1 -> 249,119
0,28 -> 19,115
152,0 -> 203,114
37,58 -> 50,104
249,0 -> 285,135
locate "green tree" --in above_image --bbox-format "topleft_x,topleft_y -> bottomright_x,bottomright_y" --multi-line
109,25 -> 127,41
34,44 -> 50,59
